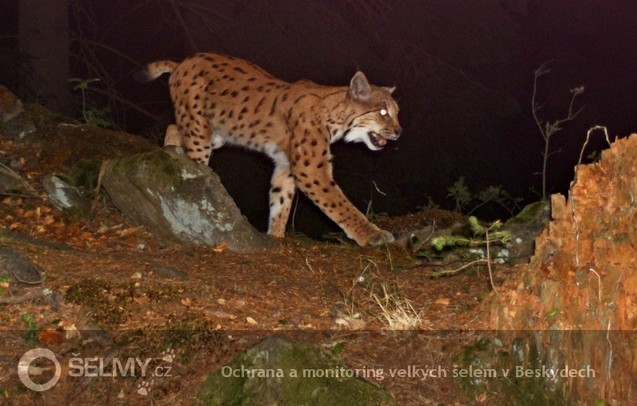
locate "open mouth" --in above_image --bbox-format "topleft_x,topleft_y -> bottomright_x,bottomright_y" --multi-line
368,132 -> 388,148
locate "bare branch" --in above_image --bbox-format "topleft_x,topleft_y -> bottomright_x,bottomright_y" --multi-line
531,60 -> 584,199
71,38 -> 144,69
85,86 -> 159,120
169,0 -> 197,53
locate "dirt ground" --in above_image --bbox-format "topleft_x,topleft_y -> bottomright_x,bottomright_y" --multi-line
0,133 -> 511,405
3,95 -> 635,404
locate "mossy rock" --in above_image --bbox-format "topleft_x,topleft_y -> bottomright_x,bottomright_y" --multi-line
200,337 -> 395,405
503,200 -> 550,263
453,333 -> 566,405
101,146 -> 275,252
504,200 -> 550,227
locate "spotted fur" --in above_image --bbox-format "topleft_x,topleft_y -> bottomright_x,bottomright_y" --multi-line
137,52 -> 402,246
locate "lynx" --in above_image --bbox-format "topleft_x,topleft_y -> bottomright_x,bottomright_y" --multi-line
136,52 -> 402,246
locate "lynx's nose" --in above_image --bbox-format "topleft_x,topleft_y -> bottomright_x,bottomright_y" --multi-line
388,127 -> 402,140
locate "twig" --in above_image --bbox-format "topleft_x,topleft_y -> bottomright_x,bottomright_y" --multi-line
84,86 -> 158,120
587,267 -> 602,304
92,160 -> 115,214
606,319 -> 612,381
485,226 -> 498,295
532,60 -> 585,199
570,126 -> 611,266
576,125 -> 611,168
0,162 -> 39,197
71,37 -> 144,68
304,255 -> 316,274
0,288 -> 52,305
289,193 -> 300,234
172,1 -> 229,33
412,221 -> 436,252
531,60 -> 554,142
430,259 -> 489,277
169,0 -> 198,53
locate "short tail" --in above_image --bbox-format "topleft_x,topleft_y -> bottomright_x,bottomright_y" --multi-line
133,60 -> 179,83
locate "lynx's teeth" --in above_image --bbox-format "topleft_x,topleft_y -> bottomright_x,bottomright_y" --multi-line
369,132 -> 387,148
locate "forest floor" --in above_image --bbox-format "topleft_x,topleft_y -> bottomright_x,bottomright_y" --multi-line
0,132 -> 516,405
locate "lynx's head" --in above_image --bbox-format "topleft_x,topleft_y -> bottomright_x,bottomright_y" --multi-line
343,72 -> 402,151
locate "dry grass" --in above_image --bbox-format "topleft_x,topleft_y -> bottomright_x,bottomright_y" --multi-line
355,258 -> 425,330
369,282 -> 423,330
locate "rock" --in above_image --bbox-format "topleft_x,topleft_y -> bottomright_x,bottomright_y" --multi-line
0,84 -> 23,123
101,146 -> 275,253
200,337 -> 395,405
149,264 -> 189,279
0,158 -> 37,196
42,174 -> 90,212
0,246 -> 44,285
0,169 -> 22,194
2,115 -> 36,140
502,200 -> 551,263
0,85 -> 36,139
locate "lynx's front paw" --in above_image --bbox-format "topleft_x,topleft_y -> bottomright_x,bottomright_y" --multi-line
368,229 -> 395,246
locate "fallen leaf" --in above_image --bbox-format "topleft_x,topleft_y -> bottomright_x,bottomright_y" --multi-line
212,242 -> 227,253
39,329 -> 65,346
435,298 -> 450,305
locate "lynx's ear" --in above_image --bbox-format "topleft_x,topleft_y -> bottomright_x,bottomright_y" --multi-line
349,71 -> 371,101
383,86 -> 396,94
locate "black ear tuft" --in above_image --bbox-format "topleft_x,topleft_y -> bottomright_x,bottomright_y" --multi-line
348,71 -> 371,101
384,86 -> 396,94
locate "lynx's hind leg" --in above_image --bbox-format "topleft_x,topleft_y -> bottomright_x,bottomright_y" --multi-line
173,104 -> 213,164
164,124 -> 182,147
267,164 -> 296,238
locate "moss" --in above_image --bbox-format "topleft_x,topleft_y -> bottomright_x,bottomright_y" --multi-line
37,124 -> 156,174
505,200 -> 549,226
143,150 -> 186,189
110,148 -> 184,189
276,343 -> 394,405
200,338 -> 395,406
453,334 -> 567,405
68,158 -> 103,191
24,103 -> 77,128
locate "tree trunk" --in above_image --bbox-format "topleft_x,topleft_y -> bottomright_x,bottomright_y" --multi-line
18,0 -> 72,115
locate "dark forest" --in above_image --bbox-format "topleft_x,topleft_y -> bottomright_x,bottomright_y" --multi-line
2,2 -> 637,404
3,0 -> 636,235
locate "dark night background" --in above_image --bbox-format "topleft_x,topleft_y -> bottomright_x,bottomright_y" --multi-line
2,0 -> 637,237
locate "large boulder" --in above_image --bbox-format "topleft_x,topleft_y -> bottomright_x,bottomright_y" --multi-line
101,146 -> 275,252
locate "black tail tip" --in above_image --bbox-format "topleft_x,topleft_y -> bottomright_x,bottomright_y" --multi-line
133,69 -> 151,83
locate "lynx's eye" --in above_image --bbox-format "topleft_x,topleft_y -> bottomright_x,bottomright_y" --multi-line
380,108 -> 388,117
